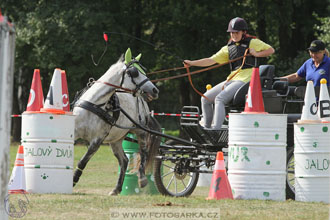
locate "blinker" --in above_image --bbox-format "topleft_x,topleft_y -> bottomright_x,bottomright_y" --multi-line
126,66 -> 139,78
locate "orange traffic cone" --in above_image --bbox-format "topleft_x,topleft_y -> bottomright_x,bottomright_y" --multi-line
40,68 -> 65,114
206,152 -> 233,200
61,70 -> 70,112
26,69 -> 44,112
243,67 -> 267,114
298,81 -> 321,123
8,145 -> 27,194
318,79 -> 330,122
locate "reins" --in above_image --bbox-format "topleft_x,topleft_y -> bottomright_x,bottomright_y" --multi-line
147,66 -> 187,75
150,53 -> 251,83
95,80 -> 136,93
148,51 -> 251,100
184,63 -> 211,101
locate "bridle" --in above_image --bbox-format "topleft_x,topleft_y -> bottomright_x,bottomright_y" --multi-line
96,60 -> 151,96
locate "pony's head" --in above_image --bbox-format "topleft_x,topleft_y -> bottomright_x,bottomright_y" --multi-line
121,48 -> 159,101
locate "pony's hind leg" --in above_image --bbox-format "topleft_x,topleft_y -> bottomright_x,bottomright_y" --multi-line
73,137 -> 104,187
109,141 -> 128,196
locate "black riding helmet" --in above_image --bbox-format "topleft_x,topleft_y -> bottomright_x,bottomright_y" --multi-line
227,17 -> 248,32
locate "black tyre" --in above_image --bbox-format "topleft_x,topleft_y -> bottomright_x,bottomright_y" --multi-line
286,147 -> 295,200
153,155 -> 199,197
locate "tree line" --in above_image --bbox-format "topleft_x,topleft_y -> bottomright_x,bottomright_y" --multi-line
1,0 -> 329,140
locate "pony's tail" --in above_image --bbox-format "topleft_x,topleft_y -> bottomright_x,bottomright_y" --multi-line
145,116 -> 161,173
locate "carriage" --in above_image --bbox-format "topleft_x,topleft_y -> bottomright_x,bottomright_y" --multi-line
72,49 -> 328,199
151,64 -> 304,199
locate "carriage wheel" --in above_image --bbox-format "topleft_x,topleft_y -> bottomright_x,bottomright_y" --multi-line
286,147 -> 295,200
153,157 -> 199,197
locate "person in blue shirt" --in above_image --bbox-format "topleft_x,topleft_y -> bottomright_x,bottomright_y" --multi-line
282,40 -> 330,86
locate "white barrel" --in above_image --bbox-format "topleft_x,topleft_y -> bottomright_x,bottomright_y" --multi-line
228,113 -> 287,201
294,123 -> 330,203
22,112 -> 75,193
21,113 -> 75,141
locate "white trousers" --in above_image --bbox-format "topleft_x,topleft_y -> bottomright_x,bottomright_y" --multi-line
201,80 -> 245,129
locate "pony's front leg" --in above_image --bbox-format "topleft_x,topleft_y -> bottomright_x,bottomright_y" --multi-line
109,141 -> 128,196
73,138 -> 103,187
136,133 -> 148,188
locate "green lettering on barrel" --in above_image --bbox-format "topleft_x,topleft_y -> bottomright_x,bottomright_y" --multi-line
241,147 -> 250,162
305,159 -> 329,170
323,159 -> 329,170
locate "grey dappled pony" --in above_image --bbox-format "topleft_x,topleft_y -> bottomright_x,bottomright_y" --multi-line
72,49 -> 161,195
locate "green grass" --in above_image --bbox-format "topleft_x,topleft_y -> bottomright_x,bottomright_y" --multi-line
7,144 -> 330,220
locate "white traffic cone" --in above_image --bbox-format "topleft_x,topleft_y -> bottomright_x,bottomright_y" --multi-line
8,145 -> 27,194
40,68 -> 65,114
318,78 -> 330,122
298,81 -> 321,123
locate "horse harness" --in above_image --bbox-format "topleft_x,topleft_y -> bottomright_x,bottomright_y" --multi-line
72,60 -> 150,127
74,94 -> 120,126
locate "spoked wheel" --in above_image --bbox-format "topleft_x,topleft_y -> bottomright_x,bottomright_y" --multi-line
286,147 -> 295,199
153,157 -> 199,197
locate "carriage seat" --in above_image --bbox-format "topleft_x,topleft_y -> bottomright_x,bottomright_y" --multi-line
231,65 -> 275,107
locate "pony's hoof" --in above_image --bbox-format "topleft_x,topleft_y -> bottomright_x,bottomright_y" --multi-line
109,189 -> 120,196
139,176 -> 148,188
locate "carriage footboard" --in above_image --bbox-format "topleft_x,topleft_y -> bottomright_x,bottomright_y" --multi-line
180,106 -> 228,146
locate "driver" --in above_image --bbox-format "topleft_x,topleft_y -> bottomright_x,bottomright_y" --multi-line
184,17 -> 274,130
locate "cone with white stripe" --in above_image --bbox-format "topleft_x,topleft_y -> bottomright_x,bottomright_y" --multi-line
243,67 -> 266,114
26,69 -> 44,112
40,68 -> 65,114
317,79 -> 330,122
61,70 -> 70,112
8,145 -> 27,194
206,152 -> 233,200
298,81 -> 321,123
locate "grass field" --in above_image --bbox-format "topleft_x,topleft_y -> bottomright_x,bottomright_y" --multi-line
6,144 -> 330,220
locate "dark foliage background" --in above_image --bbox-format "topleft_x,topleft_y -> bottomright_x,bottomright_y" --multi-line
1,0 -> 329,139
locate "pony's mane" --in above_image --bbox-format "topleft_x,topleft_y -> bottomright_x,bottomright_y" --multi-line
99,55 -> 125,82
79,55 -> 126,102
